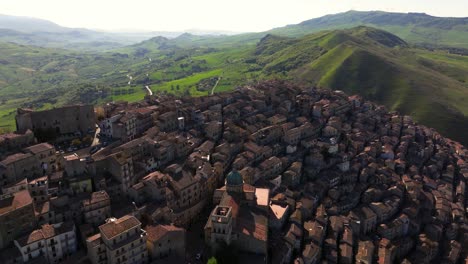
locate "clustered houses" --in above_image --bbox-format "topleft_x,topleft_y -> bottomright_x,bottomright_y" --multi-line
0,80 -> 467,263
0,130 -> 36,153
99,103 -> 156,142
0,143 -> 56,186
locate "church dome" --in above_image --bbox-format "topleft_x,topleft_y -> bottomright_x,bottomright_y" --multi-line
226,169 -> 243,186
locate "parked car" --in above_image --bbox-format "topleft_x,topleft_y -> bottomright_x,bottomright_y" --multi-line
90,145 -> 101,154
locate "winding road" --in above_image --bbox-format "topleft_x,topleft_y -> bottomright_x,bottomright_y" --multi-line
210,77 -> 221,95
145,85 -> 153,96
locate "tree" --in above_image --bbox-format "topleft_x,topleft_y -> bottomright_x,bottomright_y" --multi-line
207,257 -> 218,264
82,136 -> 93,146
71,139 -> 82,147
95,106 -> 106,121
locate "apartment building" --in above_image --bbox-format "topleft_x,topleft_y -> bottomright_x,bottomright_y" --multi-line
82,191 -> 111,226
87,215 -> 148,264
0,190 -> 36,249
14,222 -> 77,263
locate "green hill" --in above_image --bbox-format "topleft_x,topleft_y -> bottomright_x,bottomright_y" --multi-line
0,26 -> 467,146
255,27 -> 468,144
268,11 -> 468,49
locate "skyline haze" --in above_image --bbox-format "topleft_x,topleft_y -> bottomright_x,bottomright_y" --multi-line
2,0 -> 468,32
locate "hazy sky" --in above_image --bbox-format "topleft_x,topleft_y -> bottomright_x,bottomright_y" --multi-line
2,0 -> 468,32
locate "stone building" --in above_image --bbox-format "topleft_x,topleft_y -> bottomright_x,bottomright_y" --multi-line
146,224 -> 185,261
205,169 -> 270,256
86,215 -> 148,264
0,190 -> 36,249
0,143 -> 56,186
16,105 -> 95,136
0,130 -> 36,152
82,191 -> 111,226
14,221 -> 77,263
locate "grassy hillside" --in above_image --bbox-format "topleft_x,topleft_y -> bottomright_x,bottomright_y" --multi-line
258,27 -> 468,144
268,11 -> 468,49
0,38 -> 260,132
0,26 -> 467,146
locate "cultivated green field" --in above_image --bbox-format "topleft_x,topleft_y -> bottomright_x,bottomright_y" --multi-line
0,24 -> 467,145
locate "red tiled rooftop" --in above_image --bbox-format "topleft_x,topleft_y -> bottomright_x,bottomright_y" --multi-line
146,224 -> 184,242
24,143 -> 54,154
99,215 -> 141,240
0,190 -> 33,216
1,153 -> 33,165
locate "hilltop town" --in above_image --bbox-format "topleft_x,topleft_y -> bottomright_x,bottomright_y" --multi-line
0,80 -> 467,264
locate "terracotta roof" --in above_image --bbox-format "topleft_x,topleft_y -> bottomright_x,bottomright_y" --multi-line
16,229 -> 44,247
170,170 -> 197,190
16,222 -> 74,247
35,201 -> 50,215
99,215 -> 141,240
110,152 -> 130,166
0,190 -> 33,216
86,233 -> 103,248
132,107 -> 153,115
1,153 -> 33,165
146,224 -> 184,242
83,191 -> 110,206
24,143 -> 54,154
235,208 -> 268,242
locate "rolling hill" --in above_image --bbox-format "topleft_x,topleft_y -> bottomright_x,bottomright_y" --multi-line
268,10 -> 468,49
0,23 -> 467,145
0,14 -> 183,51
253,27 -> 468,144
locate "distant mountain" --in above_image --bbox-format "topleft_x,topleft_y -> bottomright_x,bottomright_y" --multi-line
1,14 -> 468,145
0,14 -> 241,51
254,26 -> 468,144
0,14 -> 68,33
0,14 -> 183,51
268,10 -> 468,48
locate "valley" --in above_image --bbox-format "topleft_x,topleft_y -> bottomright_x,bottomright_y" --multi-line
1,24 -> 467,145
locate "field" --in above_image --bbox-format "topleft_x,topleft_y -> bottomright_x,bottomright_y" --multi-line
0,25 -> 467,145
